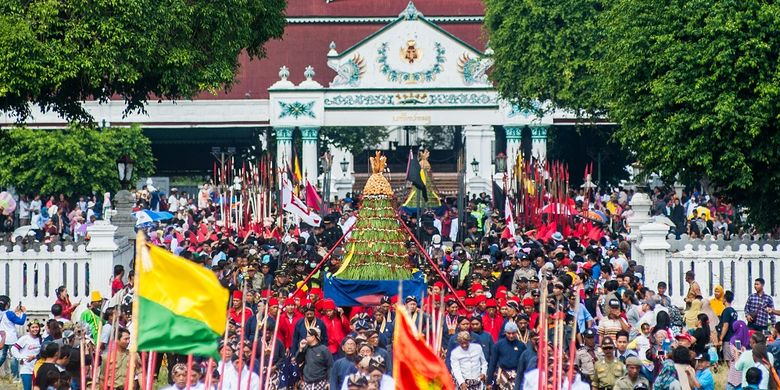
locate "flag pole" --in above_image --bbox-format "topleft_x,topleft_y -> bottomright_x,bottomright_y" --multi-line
263,308 -> 281,390
145,352 -> 157,390
126,232 -> 144,390
79,324 -> 86,390
236,283 -> 249,386
249,288 -> 270,390
217,317 -> 231,390
184,354 -> 194,390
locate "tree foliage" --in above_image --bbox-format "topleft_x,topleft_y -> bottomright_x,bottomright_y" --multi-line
0,125 -> 155,195
0,0 -> 286,122
484,0 -> 605,115
319,127 -> 389,155
600,0 -> 780,230
486,0 -> 780,229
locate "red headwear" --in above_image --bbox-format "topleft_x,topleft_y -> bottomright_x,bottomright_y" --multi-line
321,299 -> 337,311
232,291 -> 243,300
283,298 -> 296,307
486,298 -> 498,308
309,288 -> 323,298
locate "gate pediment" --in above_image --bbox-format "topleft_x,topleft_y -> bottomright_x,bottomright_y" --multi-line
326,2 -> 492,90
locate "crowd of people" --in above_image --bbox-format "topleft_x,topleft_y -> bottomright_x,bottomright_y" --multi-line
0,181 -> 777,390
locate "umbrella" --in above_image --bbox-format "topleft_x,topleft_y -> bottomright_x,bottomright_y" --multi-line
0,192 -> 16,216
581,210 -> 608,224
653,215 -> 676,228
133,210 -> 174,227
540,203 -> 578,215
11,225 -> 34,241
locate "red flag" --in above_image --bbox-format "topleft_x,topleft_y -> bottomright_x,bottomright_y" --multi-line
305,180 -> 322,212
393,306 -> 454,390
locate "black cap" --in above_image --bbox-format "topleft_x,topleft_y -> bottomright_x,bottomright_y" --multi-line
608,298 -> 621,308
583,328 -> 596,338
405,295 -> 418,304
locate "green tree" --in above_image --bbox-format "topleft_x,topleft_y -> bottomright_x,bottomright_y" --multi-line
0,125 -> 155,195
319,127 -> 389,155
484,0 -> 606,116
486,0 -> 780,230
600,0 -> 780,230
0,0 -> 286,122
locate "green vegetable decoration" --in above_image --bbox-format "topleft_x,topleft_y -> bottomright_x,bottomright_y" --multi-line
333,151 -> 414,280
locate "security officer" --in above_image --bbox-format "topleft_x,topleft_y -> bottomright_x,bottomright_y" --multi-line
574,329 -> 599,384
590,336 -> 626,390
613,356 -> 650,390
320,214 -> 343,249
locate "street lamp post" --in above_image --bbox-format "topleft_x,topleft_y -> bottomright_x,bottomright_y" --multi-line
340,157 -> 349,178
495,152 -> 507,174
471,158 -> 480,176
116,155 -> 135,190
113,155 -> 136,241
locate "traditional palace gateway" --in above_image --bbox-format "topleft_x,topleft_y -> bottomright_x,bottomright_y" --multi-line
1,1 -> 604,197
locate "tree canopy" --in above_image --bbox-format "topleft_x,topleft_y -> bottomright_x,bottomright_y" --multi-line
484,0 -> 606,116
485,0 -> 780,229
0,0 -> 286,122
0,125 -> 155,195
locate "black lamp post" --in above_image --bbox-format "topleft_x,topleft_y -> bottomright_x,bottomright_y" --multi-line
340,156 -> 349,177
470,157 -> 480,176
116,155 -> 135,189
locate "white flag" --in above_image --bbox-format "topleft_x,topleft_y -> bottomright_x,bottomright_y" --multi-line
282,176 -> 321,226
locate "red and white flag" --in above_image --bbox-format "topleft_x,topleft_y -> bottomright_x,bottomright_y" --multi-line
504,196 -> 516,238
282,176 -> 321,226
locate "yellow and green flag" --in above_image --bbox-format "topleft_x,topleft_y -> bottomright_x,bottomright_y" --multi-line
135,233 -> 228,358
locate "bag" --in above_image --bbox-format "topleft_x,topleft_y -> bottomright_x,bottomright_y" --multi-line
668,305 -> 684,328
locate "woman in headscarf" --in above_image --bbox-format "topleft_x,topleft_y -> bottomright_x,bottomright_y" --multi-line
683,298 -> 702,330
653,359 -> 681,390
725,320 -> 750,390
709,285 -> 726,316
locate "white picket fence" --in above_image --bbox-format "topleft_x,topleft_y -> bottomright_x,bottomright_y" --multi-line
637,222 -> 780,314
0,243 -> 94,312
666,242 -> 779,311
0,222 -> 133,314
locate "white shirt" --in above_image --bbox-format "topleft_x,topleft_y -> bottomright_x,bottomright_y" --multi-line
221,362 -> 260,390
10,334 -> 40,374
340,374 -> 394,390
29,199 -> 41,213
31,213 -> 43,229
523,369 -> 589,390
168,195 -> 179,212
449,217 -> 459,242
449,343 -> 487,385
19,200 -> 31,220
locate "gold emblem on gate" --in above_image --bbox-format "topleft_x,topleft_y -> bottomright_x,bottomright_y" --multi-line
401,40 -> 422,64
